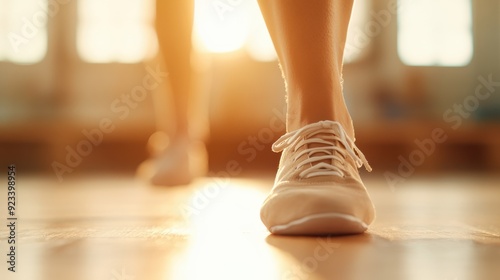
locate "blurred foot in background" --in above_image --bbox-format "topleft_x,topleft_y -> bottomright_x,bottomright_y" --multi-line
137,0 -> 209,186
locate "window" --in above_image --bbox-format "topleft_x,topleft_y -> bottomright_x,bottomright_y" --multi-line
0,0 -> 48,64
398,0 -> 473,66
77,0 -> 157,63
194,0 -> 279,62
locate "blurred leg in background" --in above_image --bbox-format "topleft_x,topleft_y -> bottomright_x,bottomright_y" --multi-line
138,0 -> 208,186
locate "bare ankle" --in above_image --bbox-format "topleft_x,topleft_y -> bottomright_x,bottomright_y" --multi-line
285,98 -> 355,139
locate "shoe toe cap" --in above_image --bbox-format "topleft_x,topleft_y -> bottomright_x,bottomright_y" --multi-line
260,179 -> 375,234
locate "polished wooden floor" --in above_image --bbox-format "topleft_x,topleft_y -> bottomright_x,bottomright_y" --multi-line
1,174 -> 499,280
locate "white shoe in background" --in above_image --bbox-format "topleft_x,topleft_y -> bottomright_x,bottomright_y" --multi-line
137,134 -> 208,186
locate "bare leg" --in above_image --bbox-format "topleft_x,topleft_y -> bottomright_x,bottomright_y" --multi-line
257,0 -> 354,138
258,0 -> 375,235
155,0 -> 194,139
138,0 -> 207,186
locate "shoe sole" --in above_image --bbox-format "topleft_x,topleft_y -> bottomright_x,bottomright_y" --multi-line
269,213 -> 368,236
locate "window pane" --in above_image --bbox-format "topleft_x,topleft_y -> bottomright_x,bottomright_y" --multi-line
0,0 -> 47,64
398,0 -> 473,66
77,0 -> 156,63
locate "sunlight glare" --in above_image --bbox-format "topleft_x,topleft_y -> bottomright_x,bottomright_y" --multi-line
193,0 -> 251,53
246,3 -> 277,62
186,179 -> 268,232
398,0 -> 473,66
193,0 -> 277,61
0,0 -> 47,64
345,0 -> 369,63
171,179 -> 282,280
77,0 -> 156,63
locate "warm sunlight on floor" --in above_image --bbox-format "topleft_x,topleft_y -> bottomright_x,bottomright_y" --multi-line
0,175 -> 499,280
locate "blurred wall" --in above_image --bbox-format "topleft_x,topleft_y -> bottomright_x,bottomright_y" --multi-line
0,0 -> 499,178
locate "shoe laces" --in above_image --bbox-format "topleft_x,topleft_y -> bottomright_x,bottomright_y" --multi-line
272,121 -> 372,179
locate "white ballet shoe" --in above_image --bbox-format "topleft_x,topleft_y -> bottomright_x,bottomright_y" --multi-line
137,135 -> 208,186
260,120 -> 375,235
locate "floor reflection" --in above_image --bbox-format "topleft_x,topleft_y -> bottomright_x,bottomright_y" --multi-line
1,175 -> 499,280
